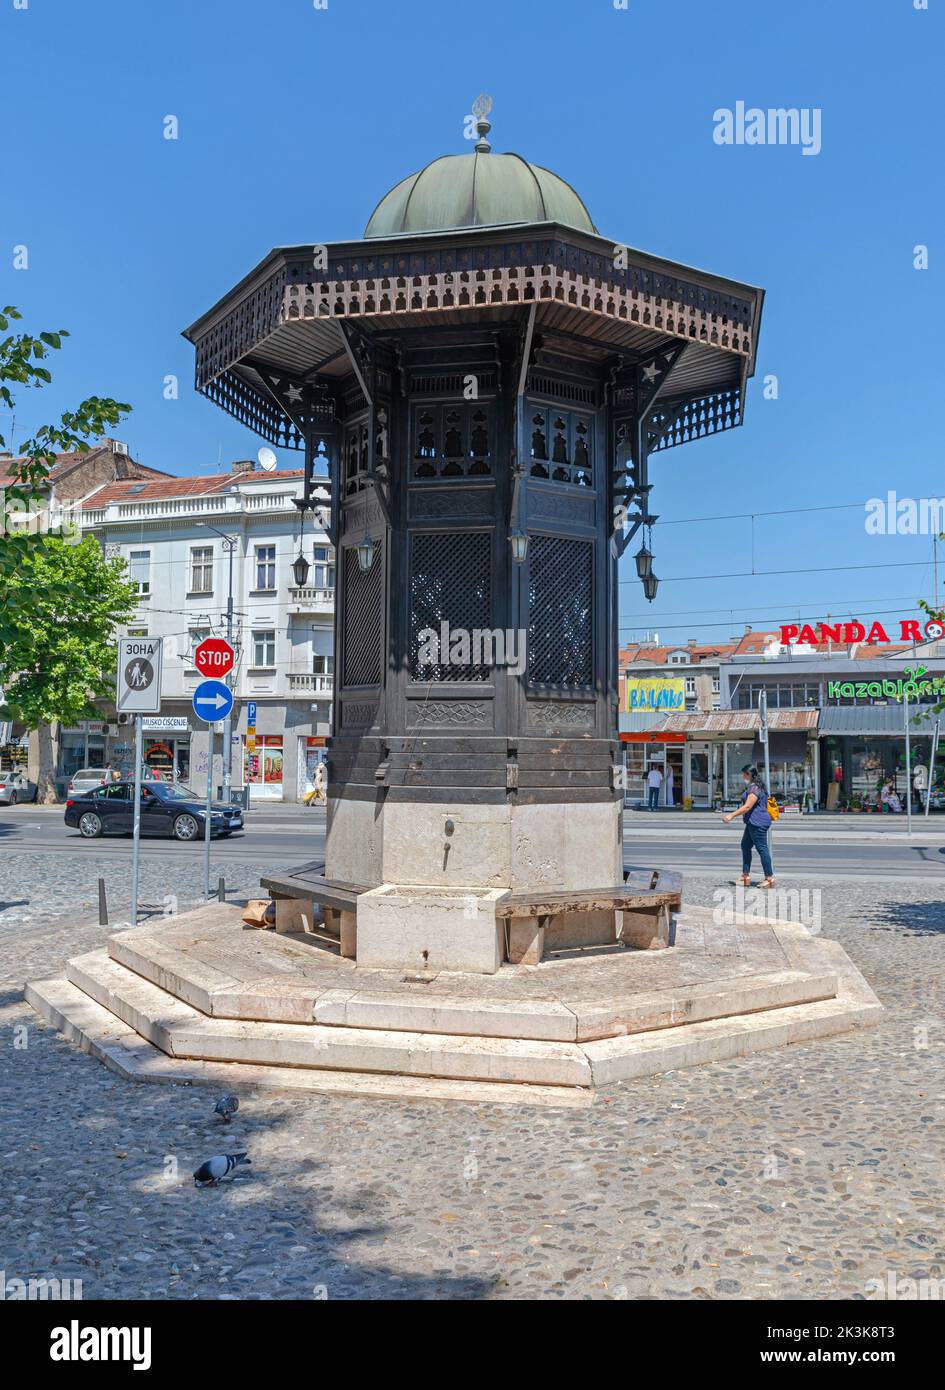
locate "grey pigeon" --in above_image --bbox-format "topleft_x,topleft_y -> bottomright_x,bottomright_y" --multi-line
214,1094 -> 239,1123
193,1153 -> 251,1187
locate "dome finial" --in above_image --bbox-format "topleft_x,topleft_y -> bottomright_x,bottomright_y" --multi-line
472,93 -> 493,153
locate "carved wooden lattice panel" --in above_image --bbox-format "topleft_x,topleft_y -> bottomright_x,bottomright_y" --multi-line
528,404 -> 593,487
409,531 -> 492,682
343,540 -> 383,687
412,402 -> 493,480
528,536 -> 593,687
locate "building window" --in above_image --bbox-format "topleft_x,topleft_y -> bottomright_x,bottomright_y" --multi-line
129,550 -> 150,596
255,545 -> 276,591
313,653 -> 334,677
312,545 -> 335,590
685,676 -> 696,697
252,629 -> 276,668
126,627 -> 148,638
668,652 -> 689,665
187,627 -> 211,667
190,546 -> 213,594
711,676 -> 720,694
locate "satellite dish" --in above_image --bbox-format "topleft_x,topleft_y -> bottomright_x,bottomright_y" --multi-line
257,446 -> 278,472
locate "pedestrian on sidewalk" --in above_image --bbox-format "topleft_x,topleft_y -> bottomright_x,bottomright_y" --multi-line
722,764 -> 775,887
646,763 -> 663,810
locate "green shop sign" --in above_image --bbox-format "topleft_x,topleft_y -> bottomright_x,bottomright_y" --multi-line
827,665 -> 945,702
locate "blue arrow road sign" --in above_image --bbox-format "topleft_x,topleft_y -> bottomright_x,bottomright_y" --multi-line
192,679 -> 234,723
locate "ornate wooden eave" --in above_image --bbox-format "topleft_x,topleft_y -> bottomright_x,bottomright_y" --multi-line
182,222 -> 764,455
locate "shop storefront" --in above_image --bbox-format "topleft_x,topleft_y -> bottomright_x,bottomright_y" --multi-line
243,733 -> 284,800
819,706 -> 941,811
59,721 -> 110,781
299,736 -> 327,799
619,730 -> 686,806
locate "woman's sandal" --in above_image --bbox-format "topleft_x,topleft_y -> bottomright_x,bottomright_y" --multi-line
761,877 -> 776,889
741,874 -> 751,888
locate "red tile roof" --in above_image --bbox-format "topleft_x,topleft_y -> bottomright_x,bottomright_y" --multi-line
620,633 -> 781,666
81,469 -> 306,510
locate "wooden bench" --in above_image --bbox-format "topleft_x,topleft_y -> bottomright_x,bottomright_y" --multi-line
496,868 -> 683,963
259,860 -> 369,957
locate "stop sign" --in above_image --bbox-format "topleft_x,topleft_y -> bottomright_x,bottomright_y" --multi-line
194,637 -> 235,678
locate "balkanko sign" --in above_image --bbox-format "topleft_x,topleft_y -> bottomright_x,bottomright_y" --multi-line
780,619 -> 945,646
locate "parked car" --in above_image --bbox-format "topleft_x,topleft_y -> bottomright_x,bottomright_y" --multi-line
67,767 -> 111,797
64,781 -> 244,841
0,771 -> 38,805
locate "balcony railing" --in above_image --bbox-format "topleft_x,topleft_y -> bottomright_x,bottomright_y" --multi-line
287,673 -> 333,694
288,585 -> 335,613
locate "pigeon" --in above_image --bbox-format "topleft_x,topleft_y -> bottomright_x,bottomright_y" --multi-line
214,1094 -> 239,1123
193,1153 -> 251,1187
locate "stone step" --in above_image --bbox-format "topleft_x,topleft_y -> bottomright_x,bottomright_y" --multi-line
66,951 -> 593,1087
107,924 -> 839,1043
25,977 -> 590,1108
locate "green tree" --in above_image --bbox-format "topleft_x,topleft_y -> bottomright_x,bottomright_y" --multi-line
0,304 -> 131,644
1,536 -> 138,801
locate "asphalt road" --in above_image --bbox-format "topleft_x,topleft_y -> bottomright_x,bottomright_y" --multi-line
2,804 -> 944,882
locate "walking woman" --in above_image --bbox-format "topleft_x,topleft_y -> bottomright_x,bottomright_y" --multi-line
723,764 -> 775,888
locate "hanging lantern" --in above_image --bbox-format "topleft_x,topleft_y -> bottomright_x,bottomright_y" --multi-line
643,572 -> 659,602
356,533 -> 375,572
292,551 -> 310,587
509,527 -> 529,565
634,544 -> 653,580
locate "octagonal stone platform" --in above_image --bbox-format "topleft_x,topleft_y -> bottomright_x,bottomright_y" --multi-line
25,899 -> 882,1107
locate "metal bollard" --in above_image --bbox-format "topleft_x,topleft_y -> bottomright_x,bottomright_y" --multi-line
218,877 -> 226,903
98,878 -> 108,926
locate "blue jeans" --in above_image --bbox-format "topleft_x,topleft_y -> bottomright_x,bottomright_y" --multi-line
741,822 -> 773,878
648,786 -> 660,809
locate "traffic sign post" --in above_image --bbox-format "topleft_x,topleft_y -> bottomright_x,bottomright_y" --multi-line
192,680 -> 235,899
117,636 -> 164,929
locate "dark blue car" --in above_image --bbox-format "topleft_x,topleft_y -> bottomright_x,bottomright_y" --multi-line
64,780 -> 244,841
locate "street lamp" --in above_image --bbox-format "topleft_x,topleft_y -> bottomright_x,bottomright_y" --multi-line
356,533 -> 375,572
292,551 -> 310,587
634,544 -> 653,580
196,522 -> 238,804
642,572 -> 659,602
508,527 -> 529,565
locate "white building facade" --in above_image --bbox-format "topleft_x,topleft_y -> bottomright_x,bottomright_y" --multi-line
71,463 -> 334,802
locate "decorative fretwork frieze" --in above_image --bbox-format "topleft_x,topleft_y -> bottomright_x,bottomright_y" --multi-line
649,386 -> 742,453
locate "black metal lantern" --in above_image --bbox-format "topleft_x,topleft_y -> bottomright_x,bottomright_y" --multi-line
634,544 -> 653,580
356,533 -> 375,572
509,527 -> 529,565
643,572 -> 659,602
292,552 -> 310,587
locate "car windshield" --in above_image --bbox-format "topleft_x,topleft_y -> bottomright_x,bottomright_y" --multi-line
75,769 -> 106,780
147,783 -> 198,802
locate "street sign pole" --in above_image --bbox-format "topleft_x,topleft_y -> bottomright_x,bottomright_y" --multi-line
131,714 -> 143,927
204,723 -> 213,899
117,636 -> 163,930
925,716 -> 940,818
222,540 -> 235,804
903,690 -> 913,837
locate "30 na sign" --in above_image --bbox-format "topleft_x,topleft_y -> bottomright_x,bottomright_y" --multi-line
193,637 -> 235,677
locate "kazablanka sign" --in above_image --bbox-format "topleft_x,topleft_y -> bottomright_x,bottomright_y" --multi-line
827,665 -> 945,701
780,618 -> 945,645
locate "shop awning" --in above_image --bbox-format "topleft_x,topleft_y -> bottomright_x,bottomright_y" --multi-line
658,710 -> 819,735
819,705 -> 941,736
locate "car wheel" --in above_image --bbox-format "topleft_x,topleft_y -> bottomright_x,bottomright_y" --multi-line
78,812 -> 103,838
172,813 -> 200,841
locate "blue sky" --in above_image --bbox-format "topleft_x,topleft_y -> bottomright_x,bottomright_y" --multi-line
2,0 -> 942,643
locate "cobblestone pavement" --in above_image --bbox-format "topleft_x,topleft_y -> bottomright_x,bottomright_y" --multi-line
0,850 -> 277,928
1,874 -> 943,1300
